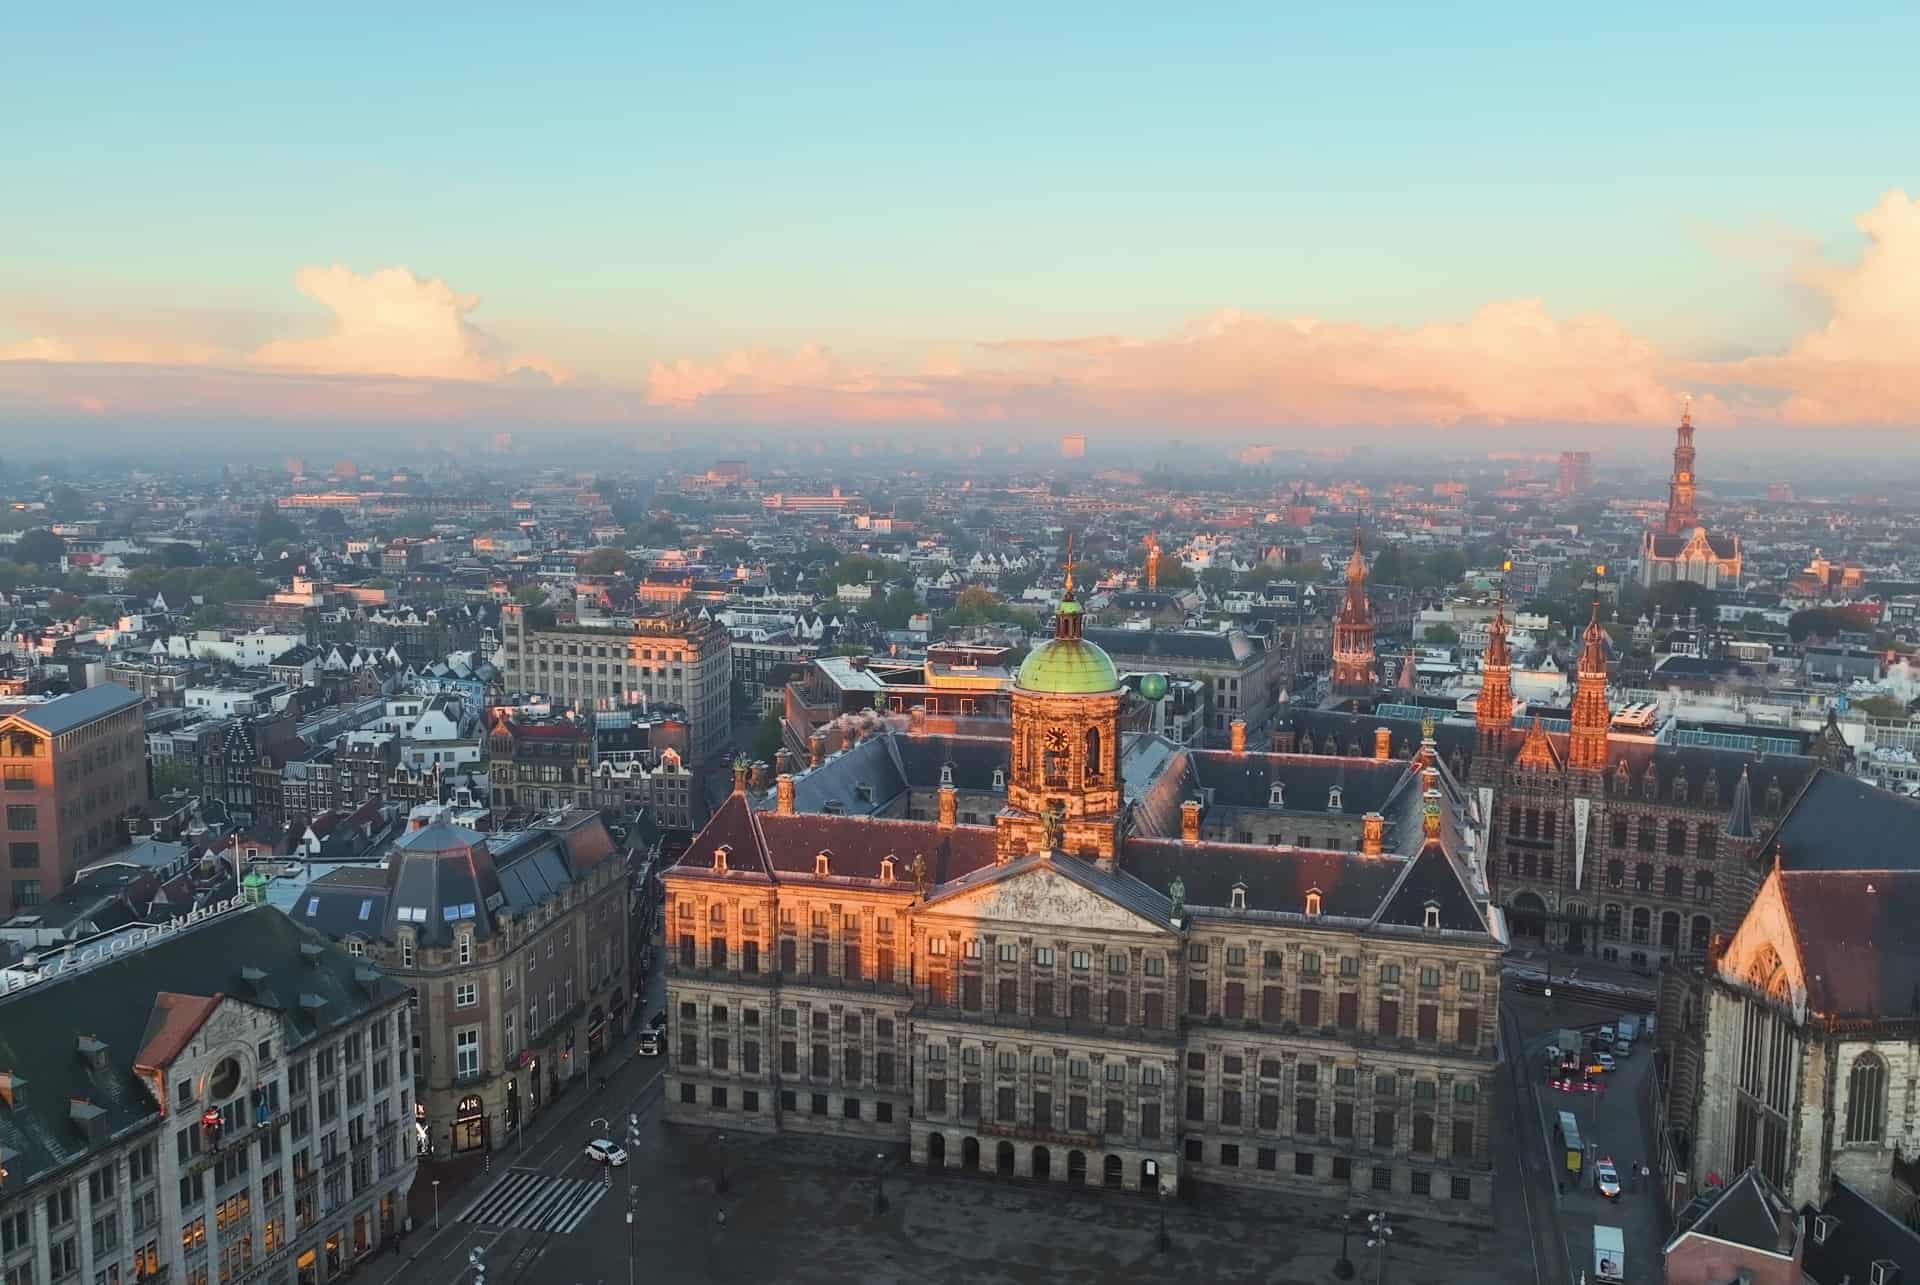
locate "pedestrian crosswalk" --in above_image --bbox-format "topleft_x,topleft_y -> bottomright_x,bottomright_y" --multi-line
460,1168 -> 612,1234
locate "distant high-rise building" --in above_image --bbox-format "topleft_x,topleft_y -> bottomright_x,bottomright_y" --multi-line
332,458 -> 359,479
1639,402 -> 1741,588
1557,451 -> 1594,494
709,459 -> 748,483
1767,481 -> 1796,502
1060,433 -> 1087,460
284,455 -> 305,477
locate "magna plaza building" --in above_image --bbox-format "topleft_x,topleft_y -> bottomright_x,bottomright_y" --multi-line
660,577 -> 1509,1224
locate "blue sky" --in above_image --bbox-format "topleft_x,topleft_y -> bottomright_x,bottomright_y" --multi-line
3,2 -> 1917,431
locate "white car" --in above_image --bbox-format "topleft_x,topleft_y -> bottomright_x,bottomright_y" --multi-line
638,1031 -> 661,1057
1595,1158 -> 1621,1199
1595,1052 -> 1617,1074
585,1139 -> 628,1167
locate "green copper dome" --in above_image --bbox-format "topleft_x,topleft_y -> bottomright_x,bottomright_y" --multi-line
1017,637 -> 1119,694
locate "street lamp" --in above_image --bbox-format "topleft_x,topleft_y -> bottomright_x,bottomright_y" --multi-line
1146,1161 -> 1169,1253
1366,1212 -> 1394,1284
715,1132 -> 730,1196
432,1179 -> 441,1231
872,1151 -> 889,1216
1335,1210 -> 1355,1279
625,1112 -> 641,1285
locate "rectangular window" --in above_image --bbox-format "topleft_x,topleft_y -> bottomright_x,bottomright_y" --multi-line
1223,981 -> 1245,1020
1295,1151 -> 1315,1176
1261,985 -> 1284,1021
1337,991 -> 1358,1029
1417,1004 -> 1439,1042
1373,1110 -> 1396,1148
1140,1101 -> 1161,1139
1221,1089 -> 1243,1127
1187,979 -> 1208,1016
454,982 -> 476,1008
1334,1101 -> 1354,1139
1294,1096 -> 1317,1134
1298,988 -> 1322,1027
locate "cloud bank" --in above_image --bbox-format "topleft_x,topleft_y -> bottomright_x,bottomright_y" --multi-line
3,190 -> 1919,431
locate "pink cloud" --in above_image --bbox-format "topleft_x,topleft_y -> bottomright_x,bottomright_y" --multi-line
4,192 -> 1920,431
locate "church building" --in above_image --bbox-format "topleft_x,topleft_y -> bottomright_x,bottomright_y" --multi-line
660,570 -> 1507,1223
1640,402 -> 1742,588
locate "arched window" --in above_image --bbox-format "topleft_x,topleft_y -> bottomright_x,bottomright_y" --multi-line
1611,815 -> 1629,848
1524,809 -> 1539,838
1509,805 -> 1523,837
1703,772 -> 1719,807
1084,727 -> 1103,782
1540,856 -> 1555,881
1602,904 -> 1622,941
1543,812 -> 1557,842
1630,907 -> 1651,944
1305,890 -> 1323,917
1663,866 -> 1684,898
1642,772 -> 1658,800
1637,818 -> 1656,852
1666,820 -> 1688,856
1694,870 -> 1715,904
1697,823 -> 1717,861
1846,1053 -> 1888,1143
1607,859 -> 1625,888
1660,910 -> 1680,948
1634,862 -> 1653,892
1689,915 -> 1711,953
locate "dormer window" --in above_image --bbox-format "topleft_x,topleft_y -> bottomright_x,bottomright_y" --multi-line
456,930 -> 472,966
399,930 -> 415,969
880,855 -> 896,883
1231,883 -> 1248,911
940,763 -> 954,787
1423,902 -> 1441,930
992,768 -> 1005,791
1269,782 -> 1285,808
1671,772 -> 1688,805
1305,890 -> 1323,917
1813,1216 -> 1837,1245
815,850 -> 833,877
1327,786 -> 1343,811
1642,772 -> 1657,800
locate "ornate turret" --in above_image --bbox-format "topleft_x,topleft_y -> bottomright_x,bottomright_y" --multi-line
1664,396 -> 1699,536
1331,530 -> 1377,697
1002,536 -> 1124,863
1475,593 -> 1513,759
1568,601 -> 1612,772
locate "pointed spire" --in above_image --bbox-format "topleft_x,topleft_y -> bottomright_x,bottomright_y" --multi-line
1485,591 -> 1511,667
1681,392 -> 1692,429
1062,531 -> 1076,600
1726,765 -> 1755,839
1569,600 -> 1612,772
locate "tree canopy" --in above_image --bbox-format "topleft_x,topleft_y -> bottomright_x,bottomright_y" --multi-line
256,503 -> 300,546
11,528 -> 65,568
579,547 -> 632,576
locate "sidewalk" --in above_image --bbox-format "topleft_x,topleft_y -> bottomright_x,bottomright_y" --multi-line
371,1013 -> 660,1280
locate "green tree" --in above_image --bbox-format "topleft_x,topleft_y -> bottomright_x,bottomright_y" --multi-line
311,509 -> 347,535
49,485 -> 84,520
160,541 -> 203,567
1645,580 -> 1715,624
12,528 -> 65,568
511,584 -> 550,606
834,554 -> 905,585
256,503 -> 299,546
1789,607 -> 1861,643
1854,694 -> 1907,719
1369,544 -> 1410,585
579,547 -> 632,576
871,586 -> 924,629
749,711 -> 784,763
82,596 -> 120,621
1423,622 -> 1461,644
1200,566 -> 1236,596
1425,548 -> 1468,587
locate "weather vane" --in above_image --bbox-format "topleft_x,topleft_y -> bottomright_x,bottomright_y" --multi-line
1063,531 -> 1076,597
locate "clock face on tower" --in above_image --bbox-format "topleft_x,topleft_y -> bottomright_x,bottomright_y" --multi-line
1043,726 -> 1069,787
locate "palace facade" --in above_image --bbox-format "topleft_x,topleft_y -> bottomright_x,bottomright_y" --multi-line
661,576 -> 1506,1224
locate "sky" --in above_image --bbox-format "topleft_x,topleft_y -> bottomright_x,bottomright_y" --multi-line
2,2 -> 1919,442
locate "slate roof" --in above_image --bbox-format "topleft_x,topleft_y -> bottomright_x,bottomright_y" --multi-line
1778,869 -> 1920,1025
1767,769 -> 1920,872
0,682 -> 142,735
1666,1166 -> 1797,1259
1187,750 -> 1406,815
1085,627 -> 1256,666
1122,837 -> 1403,921
887,735 -> 1010,793
757,813 -> 999,886
1284,707 -> 1479,765
1800,1176 -> 1920,1285
0,905 -> 403,1188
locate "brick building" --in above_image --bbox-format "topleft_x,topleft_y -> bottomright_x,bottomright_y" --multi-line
0,683 -> 146,916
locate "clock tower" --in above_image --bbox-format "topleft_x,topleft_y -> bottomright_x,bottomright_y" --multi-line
997,560 -> 1124,863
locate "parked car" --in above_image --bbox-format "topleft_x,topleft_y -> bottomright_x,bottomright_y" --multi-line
1594,1052 -> 1617,1074
638,1030 -> 661,1057
1613,1038 -> 1633,1057
1595,1158 -> 1621,1199
585,1139 -> 629,1167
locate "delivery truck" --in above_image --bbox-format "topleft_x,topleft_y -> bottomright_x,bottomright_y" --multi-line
1593,1224 -> 1625,1282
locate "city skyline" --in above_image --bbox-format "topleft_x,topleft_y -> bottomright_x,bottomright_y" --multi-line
3,4 -> 1919,436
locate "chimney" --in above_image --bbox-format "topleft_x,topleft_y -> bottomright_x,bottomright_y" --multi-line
732,760 -> 749,794
1374,727 -> 1392,761
808,731 -> 826,769
749,760 -> 770,793
774,748 -> 794,778
1181,798 -> 1202,843
1230,718 -> 1247,755
1362,812 -> 1385,855
0,1072 -> 26,1110
776,774 -> 795,815
938,783 -> 957,829
1421,765 -> 1438,797
909,705 -> 927,735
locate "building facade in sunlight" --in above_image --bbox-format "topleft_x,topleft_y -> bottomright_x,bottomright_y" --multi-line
660,577 -> 1505,1223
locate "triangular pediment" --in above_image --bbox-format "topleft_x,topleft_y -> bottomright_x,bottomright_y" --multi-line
1714,871 -> 1807,1020
924,857 -> 1169,936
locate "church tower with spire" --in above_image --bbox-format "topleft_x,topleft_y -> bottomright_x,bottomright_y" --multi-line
1568,602 -> 1612,774
1664,398 -> 1699,535
1330,531 -> 1377,698
1473,593 -> 1513,773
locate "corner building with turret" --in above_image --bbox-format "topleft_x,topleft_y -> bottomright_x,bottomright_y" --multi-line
659,579 -> 1507,1224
